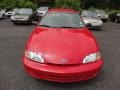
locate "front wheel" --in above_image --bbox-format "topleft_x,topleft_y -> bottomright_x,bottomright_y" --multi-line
13,23 -> 19,25
104,19 -> 108,22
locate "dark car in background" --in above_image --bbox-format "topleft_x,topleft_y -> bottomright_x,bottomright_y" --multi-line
11,8 -> 33,24
109,12 -> 120,23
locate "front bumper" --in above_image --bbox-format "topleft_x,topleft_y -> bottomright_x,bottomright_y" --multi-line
23,57 -> 103,82
89,26 -> 103,30
11,19 -> 31,24
88,24 -> 103,30
101,18 -> 108,22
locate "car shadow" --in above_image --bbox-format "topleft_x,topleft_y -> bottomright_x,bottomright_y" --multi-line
89,28 -> 104,31
13,23 -> 34,26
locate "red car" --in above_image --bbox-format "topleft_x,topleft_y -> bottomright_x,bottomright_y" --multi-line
23,8 -> 103,82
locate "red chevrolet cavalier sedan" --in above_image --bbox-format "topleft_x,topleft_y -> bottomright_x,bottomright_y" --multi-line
23,8 -> 103,82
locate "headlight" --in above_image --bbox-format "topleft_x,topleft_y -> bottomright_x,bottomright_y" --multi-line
98,20 -> 103,25
84,20 -> 89,24
25,50 -> 44,63
83,52 -> 101,64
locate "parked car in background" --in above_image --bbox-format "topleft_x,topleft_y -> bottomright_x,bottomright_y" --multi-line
109,12 -> 120,23
95,10 -> 108,22
11,8 -> 33,24
37,6 -> 49,18
5,8 -> 19,17
23,8 -> 103,82
30,11 -> 41,23
0,9 -> 6,19
81,10 -> 103,30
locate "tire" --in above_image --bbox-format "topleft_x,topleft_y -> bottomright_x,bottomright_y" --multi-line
13,23 -> 19,25
104,19 -> 107,22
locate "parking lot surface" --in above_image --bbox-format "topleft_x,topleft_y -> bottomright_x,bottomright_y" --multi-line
0,19 -> 120,90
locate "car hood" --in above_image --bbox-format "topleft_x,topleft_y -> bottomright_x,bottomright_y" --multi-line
13,14 -> 30,18
82,17 -> 101,22
37,10 -> 47,13
26,27 -> 99,65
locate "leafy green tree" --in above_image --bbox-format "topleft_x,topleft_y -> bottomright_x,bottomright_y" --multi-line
55,0 -> 81,10
0,0 -> 37,9
80,0 -> 120,10
0,0 -> 17,9
18,0 -> 37,9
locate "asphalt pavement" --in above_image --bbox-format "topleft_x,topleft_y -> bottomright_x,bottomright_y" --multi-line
0,19 -> 120,90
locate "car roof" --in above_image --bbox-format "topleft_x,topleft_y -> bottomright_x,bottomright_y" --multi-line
49,8 -> 78,13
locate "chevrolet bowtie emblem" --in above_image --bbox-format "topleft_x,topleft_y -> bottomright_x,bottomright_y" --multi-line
60,59 -> 68,64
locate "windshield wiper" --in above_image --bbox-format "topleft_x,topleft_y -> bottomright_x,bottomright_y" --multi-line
39,25 -> 80,28
58,26 -> 79,28
39,25 -> 53,27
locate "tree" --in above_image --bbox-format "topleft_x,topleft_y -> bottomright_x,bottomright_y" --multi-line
0,0 -> 17,9
80,0 -> 120,10
55,0 -> 81,10
0,0 -> 37,9
18,0 -> 37,9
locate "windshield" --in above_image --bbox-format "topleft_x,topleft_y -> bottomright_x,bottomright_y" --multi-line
81,11 -> 98,18
18,9 -> 32,15
39,12 -> 85,28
